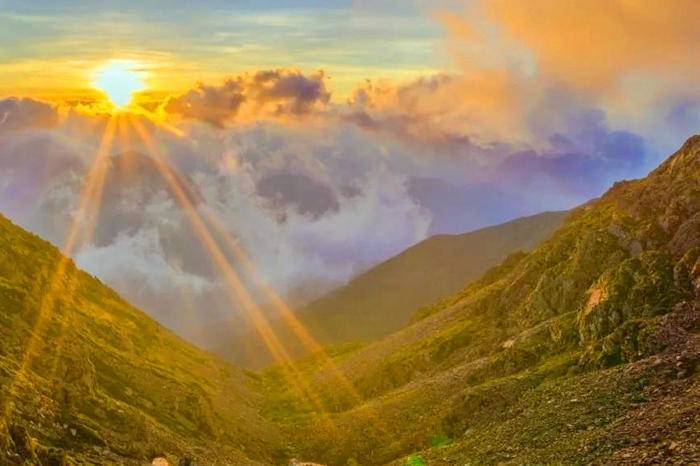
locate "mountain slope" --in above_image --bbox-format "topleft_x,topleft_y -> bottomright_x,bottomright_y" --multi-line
219,210 -> 568,367
0,214 -> 283,464
2,136 -> 699,465
269,136 -> 700,465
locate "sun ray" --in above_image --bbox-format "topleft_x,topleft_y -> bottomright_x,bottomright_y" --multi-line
200,207 -> 394,436
127,116 -> 336,420
200,207 -> 369,406
129,117 -> 288,360
2,117 -> 118,422
127,114 -> 378,419
126,116 -> 390,437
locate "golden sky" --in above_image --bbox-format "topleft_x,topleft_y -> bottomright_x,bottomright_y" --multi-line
0,1 -> 448,103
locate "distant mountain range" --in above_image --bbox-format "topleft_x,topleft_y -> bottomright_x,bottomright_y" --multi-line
212,210 -> 568,367
1,136 -> 698,465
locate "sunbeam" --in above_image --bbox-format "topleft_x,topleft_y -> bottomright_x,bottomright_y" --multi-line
126,116 -> 338,421
1,117 -> 118,422
200,207 -> 371,407
127,112 -> 377,415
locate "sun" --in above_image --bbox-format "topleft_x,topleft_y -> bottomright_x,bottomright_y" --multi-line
93,60 -> 147,108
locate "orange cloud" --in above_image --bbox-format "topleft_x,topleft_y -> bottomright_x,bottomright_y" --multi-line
348,70 -> 529,145
484,0 -> 700,89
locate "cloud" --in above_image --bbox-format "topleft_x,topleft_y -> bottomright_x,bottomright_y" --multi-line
442,0 -> 700,91
2,1 -> 700,351
346,71 -> 526,145
256,172 -> 340,221
413,1 -> 700,161
665,96 -> 700,139
2,10 -> 692,341
76,227 -> 213,295
250,69 -> 331,115
164,79 -> 246,127
74,227 -> 218,332
407,177 -> 521,235
165,69 -> 330,126
0,109 -> 437,335
0,97 -> 59,131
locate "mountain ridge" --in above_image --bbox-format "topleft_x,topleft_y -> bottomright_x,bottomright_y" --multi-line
0,135 -> 698,465
216,210 -> 568,367
268,135 -> 700,465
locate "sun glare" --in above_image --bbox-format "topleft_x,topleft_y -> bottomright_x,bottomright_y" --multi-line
93,60 -> 147,108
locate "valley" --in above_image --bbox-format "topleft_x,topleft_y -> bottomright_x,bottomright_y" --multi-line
0,136 -> 698,465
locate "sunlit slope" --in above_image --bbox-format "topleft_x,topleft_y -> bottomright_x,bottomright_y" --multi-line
275,136 -> 700,465
0,214 -> 283,465
221,211 -> 568,367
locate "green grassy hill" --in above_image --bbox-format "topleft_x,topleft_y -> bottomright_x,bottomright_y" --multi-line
218,211 -> 568,368
268,136 -> 700,465
0,214 -> 284,465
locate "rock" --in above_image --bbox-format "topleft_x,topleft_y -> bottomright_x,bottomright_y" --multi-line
669,214 -> 700,257
38,447 -> 69,466
289,459 -> 326,466
8,424 -> 36,460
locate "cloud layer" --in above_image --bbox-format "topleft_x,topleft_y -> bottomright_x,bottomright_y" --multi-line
1,1 -> 699,342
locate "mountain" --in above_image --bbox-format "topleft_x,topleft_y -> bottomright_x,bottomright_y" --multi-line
2,135 -> 699,465
216,210 -> 568,367
266,136 -> 700,464
0,214 -> 283,464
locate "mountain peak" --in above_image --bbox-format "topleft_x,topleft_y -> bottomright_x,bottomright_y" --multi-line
653,134 -> 700,176
679,133 -> 700,152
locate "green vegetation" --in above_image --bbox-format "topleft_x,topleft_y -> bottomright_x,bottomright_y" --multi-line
218,211 -> 568,368
0,215 -> 283,464
1,136 -> 699,464
405,454 -> 425,466
265,136 -> 700,464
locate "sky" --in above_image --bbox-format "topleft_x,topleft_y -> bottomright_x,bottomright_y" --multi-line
0,0 -> 446,100
1,0 -> 699,341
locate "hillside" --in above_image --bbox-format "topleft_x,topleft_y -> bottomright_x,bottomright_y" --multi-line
0,214 -> 284,464
1,136 -> 699,465
267,136 -> 700,465
217,211 -> 568,367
